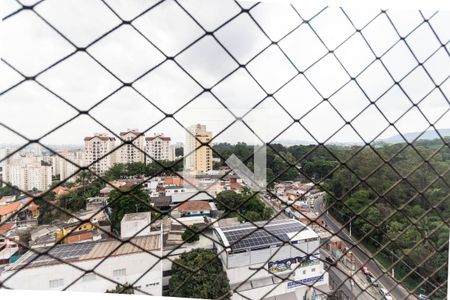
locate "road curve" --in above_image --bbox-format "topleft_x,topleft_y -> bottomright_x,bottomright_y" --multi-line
314,195 -> 417,300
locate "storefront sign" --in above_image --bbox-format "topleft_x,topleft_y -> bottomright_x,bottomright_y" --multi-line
287,275 -> 324,289
268,256 -> 320,273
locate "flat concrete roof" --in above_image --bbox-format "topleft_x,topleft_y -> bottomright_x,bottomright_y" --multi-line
122,212 -> 151,222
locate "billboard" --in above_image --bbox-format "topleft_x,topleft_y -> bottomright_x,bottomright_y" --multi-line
287,275 -> 324,289
268,256 -> 320,273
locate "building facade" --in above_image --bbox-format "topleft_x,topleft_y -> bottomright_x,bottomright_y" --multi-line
1,235 -> 162,295
84,133 -> 116,175
0,148 -> 12,187
4,155 -> 52,192
52,150 -> 84,182
184,124 -> 213,174
213,219 -> 329,300
145,134 -> 172,162
117,129 -> 145,164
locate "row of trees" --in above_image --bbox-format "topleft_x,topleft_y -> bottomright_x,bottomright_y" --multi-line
325,139 -> 449,296
216,188 -> 272,222
213,142 -> 339,183
105,160 -> 182,181
215,139 -> 449,295
168,248 -> 230,299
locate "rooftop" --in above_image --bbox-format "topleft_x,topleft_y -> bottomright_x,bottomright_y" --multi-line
0,247 -> 19,260
7,234 -> 160,271
122,212 -> 151,222
214,219 -> 318,253
84,135 -> 115,142
0,223 -> 15,235
175,200 -> 211,212
0,198 -> 38,217
146,134 -> 171,141
151,195 -> 172,207
120,129 -> 142,136
171,191 -> 214,203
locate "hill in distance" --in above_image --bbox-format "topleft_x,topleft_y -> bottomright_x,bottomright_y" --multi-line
379,128 -> 450,144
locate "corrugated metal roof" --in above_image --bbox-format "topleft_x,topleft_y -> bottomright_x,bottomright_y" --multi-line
7,234 -> 160,270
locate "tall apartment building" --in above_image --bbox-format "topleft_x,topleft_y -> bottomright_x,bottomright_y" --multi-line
84,133 -> 116,175
52,150 -> 84,182
145,134 -> 173,162
5,155 -> 52,192
0,148 -> 12,187
117,129 -> 145,164
184,124 -> 213,174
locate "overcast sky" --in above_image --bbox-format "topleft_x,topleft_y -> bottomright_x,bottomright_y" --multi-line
0,0 -> 449,147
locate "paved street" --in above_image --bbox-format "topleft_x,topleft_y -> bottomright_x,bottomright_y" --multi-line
314,195 -> 417,300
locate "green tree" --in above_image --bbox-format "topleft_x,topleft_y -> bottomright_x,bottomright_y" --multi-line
34,191 -> 61,225
109,185 -> 151,231
169,249 -> 230,299
0,184 -> 21,198
182,224 -> 200,243
216,190 -> 243,212
106,283 -> 134,294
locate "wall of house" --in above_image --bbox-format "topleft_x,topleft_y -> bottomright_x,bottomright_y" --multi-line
1,251 -> 162,295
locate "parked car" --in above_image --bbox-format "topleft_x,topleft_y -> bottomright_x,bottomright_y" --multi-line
372,279 -> 379,288
325,256 -> 336,265
379,287 -> 393,300
418,294 -> 429,300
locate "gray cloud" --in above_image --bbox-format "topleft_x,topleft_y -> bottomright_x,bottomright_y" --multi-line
0,0 -> 449,147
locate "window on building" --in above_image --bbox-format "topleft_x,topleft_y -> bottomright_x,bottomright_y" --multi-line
82,273 -> 96,282
49,279 -> 64,288
113,268 -> 126,277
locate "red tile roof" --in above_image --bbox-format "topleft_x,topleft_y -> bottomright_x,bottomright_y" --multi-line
164,177 -> 184,185
84,136 -> 115,141
120,130 -> 142,136
175,201 -> 211,212
146,135 -> 171,141
0,223 -> 15,235
0,198 -> 38,217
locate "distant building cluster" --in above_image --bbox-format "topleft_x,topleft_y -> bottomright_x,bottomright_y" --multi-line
0,124 -> 212,191
2,154 -> 52,192
83,129 -> 178,175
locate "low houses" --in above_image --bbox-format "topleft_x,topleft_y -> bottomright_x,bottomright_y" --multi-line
55,222 -> 102,245
0,198 -> 39,224
98,180 -> 127,196
0,234 -> 20,266
30,209 -> 111,248
51,186 -> 70,199
150,195 -> 172,211
30,225 -> 58,249
0,195 -> 16,206
164,185 -> 187,196
172,201 -> 211,218
0,223 -> 16,236
86,196 -> 108,211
